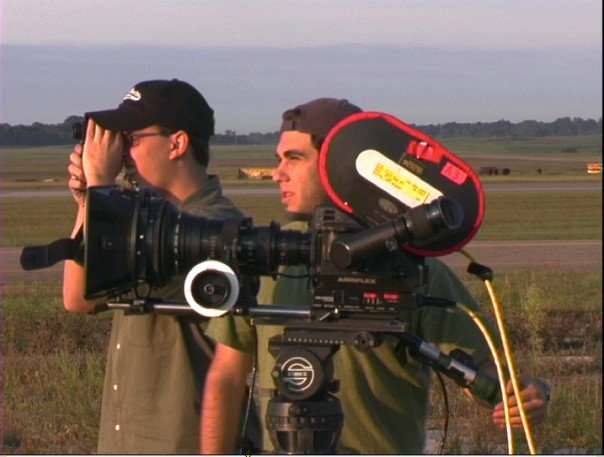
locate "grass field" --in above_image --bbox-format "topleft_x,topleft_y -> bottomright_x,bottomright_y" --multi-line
1,139 -> 602,454
1,189 -> 601,246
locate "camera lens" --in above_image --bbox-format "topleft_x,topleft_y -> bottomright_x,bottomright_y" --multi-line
404,196 -> 463,240
84,187 -> 311,299
189,271 -> 231,307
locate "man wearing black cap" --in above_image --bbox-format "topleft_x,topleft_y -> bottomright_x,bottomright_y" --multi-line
62,79 -> 245,453
200,98 -> 550,454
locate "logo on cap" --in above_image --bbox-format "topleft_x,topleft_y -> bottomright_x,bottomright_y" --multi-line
123,89 -> 142,102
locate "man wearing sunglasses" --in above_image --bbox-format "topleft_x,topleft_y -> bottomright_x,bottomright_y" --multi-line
62,79 -> 247,453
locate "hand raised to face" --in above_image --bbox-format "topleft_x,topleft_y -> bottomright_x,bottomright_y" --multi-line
82,118 -> 125,186
67,144 -> 88,207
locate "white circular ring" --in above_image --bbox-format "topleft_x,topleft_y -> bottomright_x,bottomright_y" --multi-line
183,260 -> 239,317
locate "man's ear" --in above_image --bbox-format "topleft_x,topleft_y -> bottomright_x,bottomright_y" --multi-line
168,130 -> 189,159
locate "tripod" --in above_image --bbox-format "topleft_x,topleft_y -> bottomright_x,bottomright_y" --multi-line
266,337 -> 343,454
261,318 -> 407,454
260,317 -> 500,455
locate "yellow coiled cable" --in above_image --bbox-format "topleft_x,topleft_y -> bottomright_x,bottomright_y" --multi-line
459,248 -> 538,454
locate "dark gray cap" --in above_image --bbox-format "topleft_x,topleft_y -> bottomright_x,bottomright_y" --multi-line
280,98 -> 362,142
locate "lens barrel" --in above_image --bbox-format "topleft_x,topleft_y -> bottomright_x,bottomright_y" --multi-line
85,187 -> 313,297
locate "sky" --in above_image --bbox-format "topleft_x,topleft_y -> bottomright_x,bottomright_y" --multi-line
0,0 -> 602,134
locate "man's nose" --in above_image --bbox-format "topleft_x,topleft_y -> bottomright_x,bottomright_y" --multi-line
272,164 -> 287,182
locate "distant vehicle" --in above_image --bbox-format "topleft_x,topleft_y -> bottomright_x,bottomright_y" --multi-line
479,166 -> 511,176
586,163 -> 602,174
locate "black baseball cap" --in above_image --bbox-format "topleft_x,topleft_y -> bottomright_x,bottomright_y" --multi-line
280,98 -> 362,142
86,79 -> 214,139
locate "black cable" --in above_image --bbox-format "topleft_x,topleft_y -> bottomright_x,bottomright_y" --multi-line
237,324 -> 259,454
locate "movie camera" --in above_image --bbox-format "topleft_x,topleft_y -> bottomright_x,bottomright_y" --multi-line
21,112 -> 498,454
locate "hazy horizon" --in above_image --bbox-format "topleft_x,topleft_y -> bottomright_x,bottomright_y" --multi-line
1,0 -> 601,134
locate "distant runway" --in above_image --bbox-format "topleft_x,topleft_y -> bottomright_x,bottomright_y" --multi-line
439,239 -> 602,273
0,181 -> 601,199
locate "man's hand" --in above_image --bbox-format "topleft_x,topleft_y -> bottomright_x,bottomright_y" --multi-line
492,374 -> 550,428
82,119 -> 125,186
68,144 -> 87,208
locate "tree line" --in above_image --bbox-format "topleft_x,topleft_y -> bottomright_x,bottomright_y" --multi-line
0,115 -> 601,147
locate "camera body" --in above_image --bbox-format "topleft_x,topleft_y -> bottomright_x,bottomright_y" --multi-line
82,186 -> 434,319
307,205 -> 426,316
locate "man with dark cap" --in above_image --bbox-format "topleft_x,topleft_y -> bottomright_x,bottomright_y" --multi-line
62,79 -> 245,453
200,98 -> 550,454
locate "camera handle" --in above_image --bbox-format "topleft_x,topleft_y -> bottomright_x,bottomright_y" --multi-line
103,298 -> 201,315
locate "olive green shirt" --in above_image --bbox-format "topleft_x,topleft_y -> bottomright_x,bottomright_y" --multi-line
206,220 -> 493,454
97,176 -> 243,454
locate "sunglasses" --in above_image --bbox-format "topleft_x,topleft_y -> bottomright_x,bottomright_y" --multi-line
123,131 -> 171,148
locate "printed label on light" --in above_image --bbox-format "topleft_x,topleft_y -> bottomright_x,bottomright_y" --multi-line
356,149 -> 443,208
